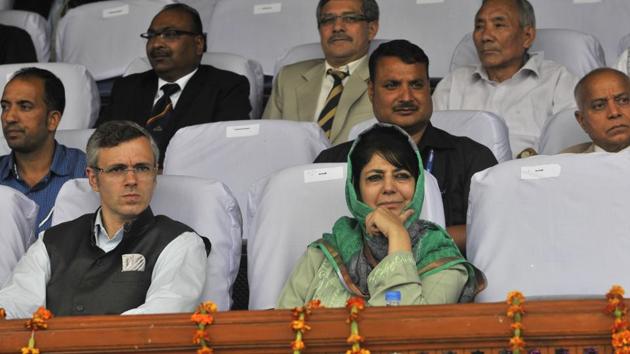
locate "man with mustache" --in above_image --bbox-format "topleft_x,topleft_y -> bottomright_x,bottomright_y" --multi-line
562,68 -> 630,154
98,3 -> 251,165
432,0 -> 577,158
263,0 -> 379,144
315,40 -> 497,251
0,67 -> 86,233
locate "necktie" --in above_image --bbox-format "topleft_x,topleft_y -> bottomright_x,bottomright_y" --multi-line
146,83 -> 180,166
317,69 -> 349,139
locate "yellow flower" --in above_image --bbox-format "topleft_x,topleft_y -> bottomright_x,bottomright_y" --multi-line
609,286 -> 626,299
291,339 -> 305,351
197,346 -> 213,354
507,304 -> 525,318
291,319 -> 311,332
200,301 -> 217,314
347,333 -> 364,344
506,291 -> 525,305
20,348 -> 39,354
509,336 -> 526,349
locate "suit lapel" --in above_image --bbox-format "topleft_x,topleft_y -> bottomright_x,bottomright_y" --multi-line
171,67 -> 206,126
140,72 -> 159,122
329,58 -> 369,142
296,62 -> 324,121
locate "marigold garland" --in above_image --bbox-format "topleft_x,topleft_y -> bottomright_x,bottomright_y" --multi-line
191,301 -> 217,354
346,297 -> 370,354
606,285 -> 630,354
290,300 -> 321,353
21,307 -> 53,354
506,291 -> 525,354
0,307 -> 5,320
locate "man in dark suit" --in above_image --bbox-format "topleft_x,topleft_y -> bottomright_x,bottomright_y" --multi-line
98,3 -> 251,165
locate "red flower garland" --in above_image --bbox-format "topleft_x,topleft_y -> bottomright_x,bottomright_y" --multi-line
21,307 -> 53,354
290,300 -> 321,353
606,285 -> 630,354
191,301 -> 217,354
346,297 -> 370,354
506,291 -> 526,354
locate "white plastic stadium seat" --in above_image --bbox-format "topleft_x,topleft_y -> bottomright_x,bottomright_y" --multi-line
162,120 -> 331,223
537,109 -> 591,155
0,129 -> 95,156
245,162 -> 445,309
124,53 -> 265,119
206,0 -> 319,75
450,29 -> 605,78
0,186 -> 38,287
0,10 -> 50,62
52,176 -> 242,311
0,0 -> 12,10
467,152 -> 630,302
0,63 -> 99,129
349,110 -> 512,163
55,0 -> 172,80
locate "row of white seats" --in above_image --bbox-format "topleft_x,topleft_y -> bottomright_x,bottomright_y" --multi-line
3,148 -> 629,310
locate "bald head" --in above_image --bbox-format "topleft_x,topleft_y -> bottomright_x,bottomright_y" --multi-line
574,68 -> 630,152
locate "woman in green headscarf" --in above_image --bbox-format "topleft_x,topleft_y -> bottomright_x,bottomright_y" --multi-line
277,124 -> 484,308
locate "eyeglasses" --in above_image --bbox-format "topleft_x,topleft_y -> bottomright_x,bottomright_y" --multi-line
92,163 -> 157,180
318,13 -> 369,27
140,29 -> 200,41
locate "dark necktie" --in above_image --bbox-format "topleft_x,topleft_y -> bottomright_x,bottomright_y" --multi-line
317,69 -> 349,139
146,83 -> 180,166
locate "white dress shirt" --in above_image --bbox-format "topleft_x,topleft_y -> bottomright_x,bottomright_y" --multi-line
313,56 -> 367,122
0,210 -> 207,319
616,48 -> 629,75
153,68 -> 199,109
432,52 -> 578,156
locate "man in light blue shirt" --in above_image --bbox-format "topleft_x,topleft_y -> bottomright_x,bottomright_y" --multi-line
0,67 -> 86,233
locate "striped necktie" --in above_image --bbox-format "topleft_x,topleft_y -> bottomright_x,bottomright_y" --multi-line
146,83 -> 180,130
317,69 -> 349,139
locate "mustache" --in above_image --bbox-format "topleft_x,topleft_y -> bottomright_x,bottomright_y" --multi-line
2,122 -> 24,132
149,48 -> 171,58
393,101 -> 418,111
328,33 -> 352,43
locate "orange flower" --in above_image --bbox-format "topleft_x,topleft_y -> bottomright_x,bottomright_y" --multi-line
197,346 -> 213,354
198,301 -> 217,314
21,347 -> 40,354
292,306 -> 306,318
506,304 -> 525,318
34,307 -> 52,320
346,348 -> 371,354
191,313 -> 214,326
346,297 -> 366,310
609,286 -> 626,299
291,339 -> 305,351
193,329 -> 209,344
347,333 -> 364,344
0,307 -> 6,319
509,336 -> 526,349
506,291 -> 525,305
510,322 -> 523,330
291,319 -> 311,332
25,307 -> 53,330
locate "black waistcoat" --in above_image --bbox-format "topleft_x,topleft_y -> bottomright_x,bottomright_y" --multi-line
43,207 -> 197,316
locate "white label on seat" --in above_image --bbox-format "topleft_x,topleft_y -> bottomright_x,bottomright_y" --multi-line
102,5 -> 130,18
520,164 -> 561,180
226,124 -> 260,138
304,166 -> 344,184
254,3 -> 281,14
573,0 -> 601,3
417,0 -> 444,4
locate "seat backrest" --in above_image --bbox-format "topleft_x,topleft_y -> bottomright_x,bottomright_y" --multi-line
537,109 -> 591,155
0,63 -> 99,129
0,129 -> 94,156
0,10 -> 50,62
162,120 -> 331,222
52,176 -> 242,311
449,29 -> 605,78
467,152 -> 630,302
206,0 -> 319,75
124,53 -> 265,119
273,39 -> 388,76
618,33 -> 630,57
245,162 -> 445,309
0,185 -> 38,287
55,0 -> 172,80
348,110 -> 512,163
0,0 -> 12,10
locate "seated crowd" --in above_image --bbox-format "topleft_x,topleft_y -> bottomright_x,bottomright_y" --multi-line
1,0 -> 630,318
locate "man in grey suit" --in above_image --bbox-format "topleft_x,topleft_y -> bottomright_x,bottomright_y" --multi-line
263,0 -> 379,145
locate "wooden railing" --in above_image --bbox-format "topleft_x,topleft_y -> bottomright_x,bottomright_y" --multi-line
0,299 -> 617,353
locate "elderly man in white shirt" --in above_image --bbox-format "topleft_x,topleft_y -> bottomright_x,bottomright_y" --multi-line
0,121 -> 209,319
432,0 -> 577,157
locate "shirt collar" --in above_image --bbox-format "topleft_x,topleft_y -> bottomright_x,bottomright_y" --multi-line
0,140 -> 69,181
324,55 -> 367,76
473,51 -> 543,82
92,206 -> 155,244
157,67 -> 198,93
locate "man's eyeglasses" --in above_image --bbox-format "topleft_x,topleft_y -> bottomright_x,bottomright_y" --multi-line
140,29 -> 200,41
92,163 -> 157,180
318,13 -> 369,27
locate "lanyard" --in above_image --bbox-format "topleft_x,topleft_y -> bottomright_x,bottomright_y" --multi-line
425,148 -> 435,174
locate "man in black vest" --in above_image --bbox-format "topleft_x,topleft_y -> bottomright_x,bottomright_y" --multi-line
0,121 -> 210,319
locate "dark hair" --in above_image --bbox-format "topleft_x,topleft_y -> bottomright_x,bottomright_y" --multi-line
87,121 -> 159,168
160,3 -> 207,52
368,39 -> 430,81
350,125 -> 420,196
9,67 -> 65,114
316,0 -> 379,24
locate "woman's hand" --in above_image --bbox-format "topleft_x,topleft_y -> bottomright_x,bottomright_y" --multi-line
365,207 -> 414,254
